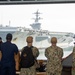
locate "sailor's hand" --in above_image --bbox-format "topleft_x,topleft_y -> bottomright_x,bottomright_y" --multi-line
23,53 -> 27,57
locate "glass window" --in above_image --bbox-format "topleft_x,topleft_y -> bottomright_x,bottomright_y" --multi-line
0,4 -> 75,59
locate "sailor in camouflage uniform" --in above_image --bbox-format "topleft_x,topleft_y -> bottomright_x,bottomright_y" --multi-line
72,43 -> 75,75
19,36 -> 39,75
45,37 -> 63,75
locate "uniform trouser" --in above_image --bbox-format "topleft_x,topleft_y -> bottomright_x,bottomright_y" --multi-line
0,64 -> 16,75
72,70 -> 75,75
19,65 -> 36,75
46,71 -> 61,75
0,66 -> 1,75
0,63 -> 1,75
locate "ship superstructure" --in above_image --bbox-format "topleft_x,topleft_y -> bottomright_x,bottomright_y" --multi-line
0,25 -> 18,32
0,24 -> 19,42
30,10 -> 42,30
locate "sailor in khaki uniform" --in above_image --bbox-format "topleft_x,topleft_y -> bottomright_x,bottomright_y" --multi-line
45,37 -> 63,75
19,36 -> 39,75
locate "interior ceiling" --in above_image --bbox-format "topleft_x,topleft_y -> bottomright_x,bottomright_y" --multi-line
0,0 -> 75,5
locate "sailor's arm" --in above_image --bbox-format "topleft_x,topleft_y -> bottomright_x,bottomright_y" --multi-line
14,45 -> 20,71
32,47 -> 39,58
0,51 -> 2,61
0,45 -> 2,61
72,47 -> 75,62
45,48 -> 49,59
14,52 -> 20,71
59,48 -> 63,60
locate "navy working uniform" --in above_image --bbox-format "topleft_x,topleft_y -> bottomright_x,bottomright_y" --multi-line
0,33 -> 19,75
0,37 -> 3,75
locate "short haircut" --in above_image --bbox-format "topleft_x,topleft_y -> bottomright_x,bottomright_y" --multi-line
6,33 -> 12,41
26,36 -> 33,43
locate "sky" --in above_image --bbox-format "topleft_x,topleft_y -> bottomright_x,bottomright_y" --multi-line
0,3 -> 75,33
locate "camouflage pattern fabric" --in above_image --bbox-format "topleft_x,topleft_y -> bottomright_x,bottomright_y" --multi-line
20,65 -> 36,75
72,47 -> 75,75
19,47 -> 39,75
72,70 -> 75,75
45,46 -> 63,75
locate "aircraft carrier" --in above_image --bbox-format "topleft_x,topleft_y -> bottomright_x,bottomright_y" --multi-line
0,10 -> 74,59
0,10 -> 74,75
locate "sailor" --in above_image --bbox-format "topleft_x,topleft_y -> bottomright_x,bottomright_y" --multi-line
0,37 -> 3,74
72,42 -> 75,75
0,37 -> 3,45
0,33 -> 19,75
19,36 -> 39,75
45,37 -> 63,75
0,37 -> 3,56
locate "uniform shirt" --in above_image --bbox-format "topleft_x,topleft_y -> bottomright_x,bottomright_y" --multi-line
45,46 -> 63,73
0,42 -> 2,63
0,41 -> 18,65
0,41 -> 3,49
72,46 -> 75,68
